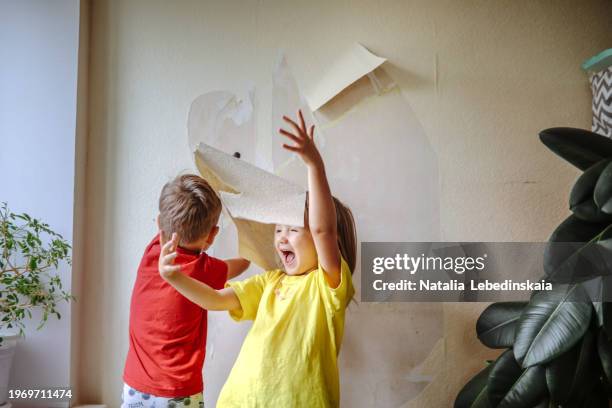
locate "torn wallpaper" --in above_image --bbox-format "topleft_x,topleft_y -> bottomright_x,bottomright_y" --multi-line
189,43 -> 443,407
188,89 -> 257,163
194,143 -> 306,271
304,42 -> 387,111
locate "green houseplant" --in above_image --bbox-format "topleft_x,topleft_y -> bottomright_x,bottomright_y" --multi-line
0,202 -> 73,341
455,128 -> 612,408
0,202 -> 74,405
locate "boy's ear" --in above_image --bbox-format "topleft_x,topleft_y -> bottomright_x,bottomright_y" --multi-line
156,214 -> 161,229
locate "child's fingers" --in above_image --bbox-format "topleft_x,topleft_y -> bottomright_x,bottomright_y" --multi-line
278,128 -> 301,145
170,232 -> 179,251
161,236 -> 175,255
282,115 -> 303,137
282,144 -> 301,152
298,109 -> 306,132
161,251 -> 178,265
160,230 -> 168,247
309,125 -> 315,140
162,264 -> 181,274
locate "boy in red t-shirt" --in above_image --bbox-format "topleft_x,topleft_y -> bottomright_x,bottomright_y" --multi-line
122,174 -> 249,408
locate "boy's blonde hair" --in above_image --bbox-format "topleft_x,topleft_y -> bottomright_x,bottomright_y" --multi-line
305,194 -> 357,274
158,175 -> 222,243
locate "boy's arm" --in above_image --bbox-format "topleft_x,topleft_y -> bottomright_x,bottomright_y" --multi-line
159,232 -> 240,311
225,257 -> 251,280
280,110 -> 341,288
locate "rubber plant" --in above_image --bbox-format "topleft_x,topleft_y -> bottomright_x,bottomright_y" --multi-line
455,128 -> 612,408
0,202 -> 73,344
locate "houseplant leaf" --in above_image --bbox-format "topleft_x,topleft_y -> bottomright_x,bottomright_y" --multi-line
545,328 -> 596,404
543,215 -> 612,283
513,284 -> 592,367
454,364 -> 492,408
570,159 -> 612,222
579,383 -> 609,407
0,203 -> 73,342
539,127 -> 612,171
476,302 -> 527,349
531,399 -> 550,408
595,161 -> 612,214
598,329 -> 612,387
585,276 -> 612,338
487,349 -> 547,408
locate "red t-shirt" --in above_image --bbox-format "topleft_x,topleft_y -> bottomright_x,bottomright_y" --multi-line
123,234 -> 228,397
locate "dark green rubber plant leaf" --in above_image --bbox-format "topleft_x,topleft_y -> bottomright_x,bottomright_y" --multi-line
585,276 -> 612,339
476,302 -> 527,349
604,367 -> 612,398
579,383 -> 609,407
593,301 -> 612,338
539,127 -> 612,171
454,364 -> 492,408
600,303 -> 612,342
543,215 -> 612,283
595,160 -> 612,214
598,329 -> 612,388
513,284 -> 592,367
545,328 -> 596,404
531,399 -> 551,408
487,349 -> 547,408
570,159 -> 612,222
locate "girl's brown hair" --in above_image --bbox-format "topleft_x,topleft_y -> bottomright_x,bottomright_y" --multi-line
305,193 -> 357,274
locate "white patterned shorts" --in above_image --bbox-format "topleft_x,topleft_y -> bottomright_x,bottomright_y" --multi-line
121,383 -> 204,408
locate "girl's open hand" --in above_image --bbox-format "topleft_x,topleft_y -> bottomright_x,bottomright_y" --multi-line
159,231 -> 181,280
279,110 -> 322,168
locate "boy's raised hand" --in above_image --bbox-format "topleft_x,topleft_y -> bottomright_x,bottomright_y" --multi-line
279,110 -> 322,168
158,231 -> 241,311
159,231 -> 181,279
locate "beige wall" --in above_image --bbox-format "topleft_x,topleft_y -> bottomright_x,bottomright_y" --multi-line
78,0 -> 612,406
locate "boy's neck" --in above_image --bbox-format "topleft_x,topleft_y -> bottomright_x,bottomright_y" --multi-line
177,244 -> 203,254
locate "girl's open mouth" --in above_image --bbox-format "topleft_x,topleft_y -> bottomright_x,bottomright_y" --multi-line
281,250 -> 295,266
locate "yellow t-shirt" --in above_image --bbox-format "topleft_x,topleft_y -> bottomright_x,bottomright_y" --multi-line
216,257 -> 354,408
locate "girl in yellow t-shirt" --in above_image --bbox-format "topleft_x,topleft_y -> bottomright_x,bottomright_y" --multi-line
158,110 -> 357,407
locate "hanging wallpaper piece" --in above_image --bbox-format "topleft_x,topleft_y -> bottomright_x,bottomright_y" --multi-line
188,89 -> 257,164
193,143 -> 306,271
271,53 -> 316,174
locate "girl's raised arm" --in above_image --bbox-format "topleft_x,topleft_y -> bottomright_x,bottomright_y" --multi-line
159,232 -> 241,310
279,110 -> 342,287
